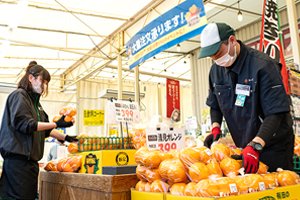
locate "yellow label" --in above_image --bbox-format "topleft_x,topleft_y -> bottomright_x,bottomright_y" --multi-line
101,149 -> 137,167
83,110 -> 104,126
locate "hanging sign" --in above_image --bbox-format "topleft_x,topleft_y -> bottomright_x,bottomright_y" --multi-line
105,100 -> 140,123
166,78 -> 180,121
126,0 -> 207,69
146,127 -> 185,152
83,110 -> 104,126
259,0 -> 289,94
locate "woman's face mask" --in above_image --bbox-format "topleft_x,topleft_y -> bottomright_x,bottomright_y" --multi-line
32,77 -> 43,94
214,42 -> 237,67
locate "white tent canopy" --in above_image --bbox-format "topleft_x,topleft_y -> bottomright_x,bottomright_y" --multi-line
0,0 -> 291,91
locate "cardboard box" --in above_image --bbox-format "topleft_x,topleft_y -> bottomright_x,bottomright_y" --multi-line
77,149 -> 137,174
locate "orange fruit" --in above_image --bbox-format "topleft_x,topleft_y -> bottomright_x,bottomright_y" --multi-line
195,146 -> 214,164
196,177 -> 238,197
262,172 -> 278,189
235,174 -> 265,194
59,108 -> 67,115
64,115 -> 73,122
135,181 -> 147,192
184,182 -> 197,196
52,115 -> 62,122
277,170 -> 300,186
44,161 -> 57,171
207,160 -> 223,177
257,161 -> 269,174
159,159 -> 187,183
67,143 -> 78,154
179,147 -> 201,167
145,168 -> 161,183
150,180 -> 169,193
142,150 -> 162,169
134,146 -> 148,165
211,143 -> 231,162
57,158 -> 68,172
169,183 -> 186,196
188,162 -> 209,183
62,163 -> 74,172
219,157 -> 241,177
68,108 -> 77,117
136,165 -> 147,181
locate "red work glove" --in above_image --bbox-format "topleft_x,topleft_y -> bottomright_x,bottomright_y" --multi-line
203,127 -> 221,148
242,146 -> 260,174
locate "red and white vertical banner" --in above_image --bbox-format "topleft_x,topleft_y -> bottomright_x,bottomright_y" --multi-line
259,0 -> 289,94
166,78 -> 180,120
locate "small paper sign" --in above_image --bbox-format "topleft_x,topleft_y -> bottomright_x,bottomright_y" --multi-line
146,127 -> 185,152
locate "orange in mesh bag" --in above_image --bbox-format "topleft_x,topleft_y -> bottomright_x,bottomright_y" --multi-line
134,146 -> 148,165
136,165 -> 148,181
145,168 -> 161,183
67,143 -> 79,154
184,182 -> 197,196
277,170 -> 300,186
196,177 -> 238,197
220,157 -> 242,177
235,174 -> 265,194
131,128 -> 146,149
169,183 -> 186,196
211,143 -> 231,162
135,181 -> 151,192
195,146 -> 214,164
257,161 -> 269,174
207,160 -> 223,178
160,150 -> 177,161
44,160 -> 57,171
142,150 -> 162,169
179,147 -> 201,167
150,180 -> 170,193
262,172 -> 278,189
188,162 -> 210,183
159,159 -> 187,183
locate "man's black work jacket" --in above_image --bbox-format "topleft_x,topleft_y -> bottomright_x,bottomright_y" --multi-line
206,41 -> 292,148
0,88 -> 51,161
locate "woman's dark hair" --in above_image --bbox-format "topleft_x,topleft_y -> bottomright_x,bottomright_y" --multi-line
18,61 -> 51,96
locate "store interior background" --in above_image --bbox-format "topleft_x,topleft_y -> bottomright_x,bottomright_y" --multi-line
0,0 -> 299,163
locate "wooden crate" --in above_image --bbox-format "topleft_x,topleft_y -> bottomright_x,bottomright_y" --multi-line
39,171 -> 138,200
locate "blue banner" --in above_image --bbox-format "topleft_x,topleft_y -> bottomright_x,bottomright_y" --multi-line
126,0 -> 207,69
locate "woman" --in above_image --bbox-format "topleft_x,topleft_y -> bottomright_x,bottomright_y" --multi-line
0,61 -> 77,200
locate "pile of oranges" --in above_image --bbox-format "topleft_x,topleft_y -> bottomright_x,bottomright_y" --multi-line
134,143 -> 300,197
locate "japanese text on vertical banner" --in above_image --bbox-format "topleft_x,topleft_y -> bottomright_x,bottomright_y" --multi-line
146,127 -> 185,152
166,78 -> 180,119
259,0 -> 289,93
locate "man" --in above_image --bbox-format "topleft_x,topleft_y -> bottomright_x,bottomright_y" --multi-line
199,23 -> 294,173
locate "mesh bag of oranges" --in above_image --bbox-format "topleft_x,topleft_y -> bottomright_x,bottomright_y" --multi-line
53,106 -> 77,123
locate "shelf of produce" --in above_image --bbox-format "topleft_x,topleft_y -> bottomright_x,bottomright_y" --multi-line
132,184 -> 300,200
39,171 -> 138,200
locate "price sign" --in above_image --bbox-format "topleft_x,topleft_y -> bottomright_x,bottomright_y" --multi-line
146,127 -> 185,152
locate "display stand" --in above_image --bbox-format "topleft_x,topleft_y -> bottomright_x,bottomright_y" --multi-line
39,171 -> 138,200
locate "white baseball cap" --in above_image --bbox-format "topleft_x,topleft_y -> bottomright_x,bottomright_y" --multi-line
198,23 -> 235,58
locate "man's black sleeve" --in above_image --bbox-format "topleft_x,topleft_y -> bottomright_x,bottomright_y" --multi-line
257,113 -> 286,145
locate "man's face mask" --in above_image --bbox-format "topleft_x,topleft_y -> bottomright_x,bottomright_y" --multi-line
214,41 -> 237,67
